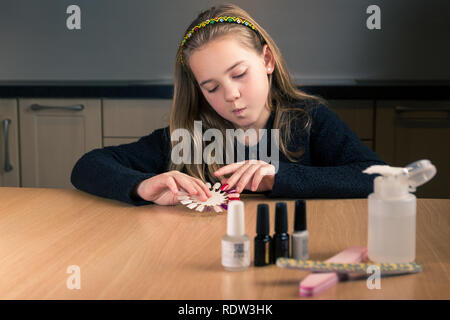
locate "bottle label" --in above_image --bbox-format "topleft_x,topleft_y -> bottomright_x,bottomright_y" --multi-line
301,237 -> 309,260
293,234 -> 309,260
222,240 -> 250,268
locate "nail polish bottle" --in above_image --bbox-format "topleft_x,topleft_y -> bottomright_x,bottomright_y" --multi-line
221,200 -> 250,271
292,199 -> 309,260
254,204 -> 273,266
273,202 -> 290,261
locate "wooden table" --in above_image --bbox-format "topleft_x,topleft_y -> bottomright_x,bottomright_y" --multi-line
0,187 -> 448,299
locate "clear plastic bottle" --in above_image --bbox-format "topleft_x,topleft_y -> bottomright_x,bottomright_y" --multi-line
363,159 -> 436,263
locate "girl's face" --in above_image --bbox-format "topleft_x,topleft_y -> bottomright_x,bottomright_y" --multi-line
189,36 -> 274,130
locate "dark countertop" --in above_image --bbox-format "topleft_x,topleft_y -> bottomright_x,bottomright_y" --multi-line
0,84 -> 449,100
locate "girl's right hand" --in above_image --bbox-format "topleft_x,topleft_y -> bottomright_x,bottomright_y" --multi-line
136,170 -> 212,206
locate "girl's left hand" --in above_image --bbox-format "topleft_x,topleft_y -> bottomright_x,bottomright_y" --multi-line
213,160 -> 276,193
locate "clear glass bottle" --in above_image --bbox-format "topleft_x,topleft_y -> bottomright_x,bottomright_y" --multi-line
222,200 -> 250,271
363,159 -> 436,263
292,200 -> 309,260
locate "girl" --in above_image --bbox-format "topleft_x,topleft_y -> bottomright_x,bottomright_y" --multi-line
71,3 -> 386,206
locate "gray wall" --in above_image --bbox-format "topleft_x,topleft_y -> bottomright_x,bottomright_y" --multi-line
0,0 -> 449,85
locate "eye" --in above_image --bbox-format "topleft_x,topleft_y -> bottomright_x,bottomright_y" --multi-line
207,86 -> 218,93
233,71 -> 246,79
205,71 -> 246,93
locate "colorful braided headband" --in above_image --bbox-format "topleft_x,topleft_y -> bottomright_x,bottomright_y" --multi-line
179,16 -> 259,67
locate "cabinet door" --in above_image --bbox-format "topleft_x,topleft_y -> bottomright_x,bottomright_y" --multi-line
103,137 -> 138,147
0,99 -> 20,187
327,100 -> 374,150
376,101 -> 450,198
19,99 -> 102,189
103,99 -> 172,146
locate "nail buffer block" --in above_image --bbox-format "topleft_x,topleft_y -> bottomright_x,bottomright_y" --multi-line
298,246 -> 367,297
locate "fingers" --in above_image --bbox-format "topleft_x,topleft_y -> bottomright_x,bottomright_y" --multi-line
217,160 -> 265,193
172,175 -> 198,197
190,179 -> 210,201
224,161 -> 252,192
170,173 -> 209,202
166,176 -> 179,195
252,165 -> 276,191
235,164 -> 262,193
193,178 -> 213,197
217,162 -> 275,193
214,161 -> 246,177
251,169 -> 264,191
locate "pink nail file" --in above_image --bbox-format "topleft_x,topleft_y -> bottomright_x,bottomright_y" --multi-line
299,246 -> 368,297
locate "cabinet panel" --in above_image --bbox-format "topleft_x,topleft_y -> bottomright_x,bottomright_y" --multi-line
19,99 -> 102,189
0,99 -> 20,186
103,137 -> 138,147
376,100 -> 450,198
362,140 -> 373,152
327,100 -> 374,141
103,99 -> 171,137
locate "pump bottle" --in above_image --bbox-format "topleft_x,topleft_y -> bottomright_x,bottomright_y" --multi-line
363,159 -> 436,263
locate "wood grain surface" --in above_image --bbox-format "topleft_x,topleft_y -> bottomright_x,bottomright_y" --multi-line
0,187 -> 448,299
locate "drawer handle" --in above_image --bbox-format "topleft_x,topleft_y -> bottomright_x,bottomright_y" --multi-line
395,105 -> 450,128
30,104 -> 84,111
2,119 -> 13,172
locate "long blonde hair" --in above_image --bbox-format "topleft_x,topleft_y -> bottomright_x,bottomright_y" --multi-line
170,3 -> 327,182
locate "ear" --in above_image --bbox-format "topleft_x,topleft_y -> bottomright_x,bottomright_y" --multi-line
262,44 -> 275,74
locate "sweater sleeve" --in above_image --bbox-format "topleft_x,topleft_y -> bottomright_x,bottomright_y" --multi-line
71,127 -> 170,206
267,104 -> 387,199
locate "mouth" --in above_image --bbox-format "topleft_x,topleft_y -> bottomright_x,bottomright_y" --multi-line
232,107 -> 247,115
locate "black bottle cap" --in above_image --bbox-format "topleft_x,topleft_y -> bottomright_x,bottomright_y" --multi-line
275,202 -> 288,233
256,204 -> 270,235
294,199 -> 307,231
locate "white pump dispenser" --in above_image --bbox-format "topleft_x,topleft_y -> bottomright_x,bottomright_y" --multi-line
363,159 -> 436,263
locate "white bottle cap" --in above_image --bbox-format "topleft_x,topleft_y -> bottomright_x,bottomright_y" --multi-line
227,200 -> 245,236
404,159 -> 437,190
363,159 -> 437,198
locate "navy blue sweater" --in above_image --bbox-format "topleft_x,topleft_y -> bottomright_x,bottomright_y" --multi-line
71,103 -> 387,206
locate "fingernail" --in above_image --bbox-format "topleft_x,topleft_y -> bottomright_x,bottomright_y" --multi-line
220,184 -> 229,191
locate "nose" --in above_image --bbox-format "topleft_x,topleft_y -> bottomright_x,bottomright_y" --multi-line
223,83 -> 240,102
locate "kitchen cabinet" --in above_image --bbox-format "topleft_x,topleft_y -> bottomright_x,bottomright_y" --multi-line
376,100 -> 450,198
18,98 -> 102,188
102,99 -> 172,146
328,100 -> 374,151
1,96 -> 447,198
